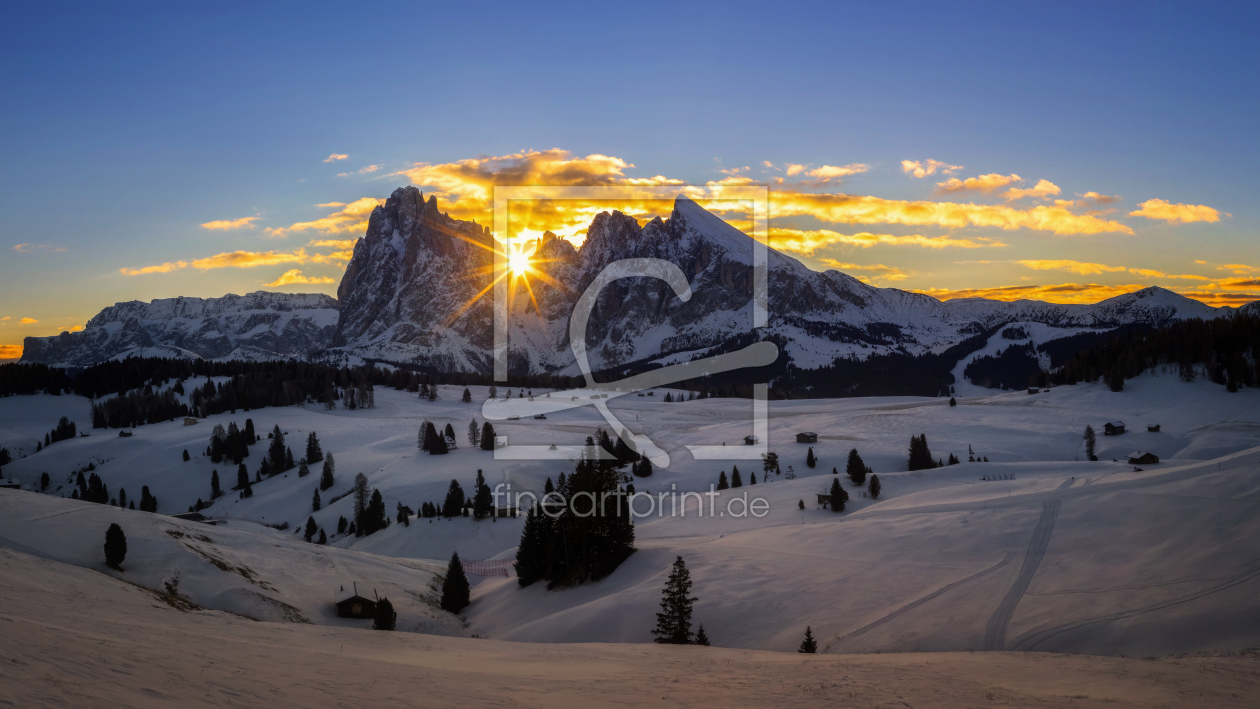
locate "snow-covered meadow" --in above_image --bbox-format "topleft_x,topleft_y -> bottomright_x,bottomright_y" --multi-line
3,370 -> 1260,656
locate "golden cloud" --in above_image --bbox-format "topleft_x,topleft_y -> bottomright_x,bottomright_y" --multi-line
0,344 -> 22,359
1129,199 -> 1221,223
200,216 -> 260,230
902,159 -> 963,178
264,269 -> 336,287
264,198 -> 384,238
1003,179 -> 1061,201
310,250 -> 353,264
935,173 -> 1022,194
785,164 -> 807,176
324,154 -> 349,163
816,258 -> 910,280
914,283 -> 1148,304
806,164 -> 869,179
20,317 -> 38,324
1015,259 -> 1209,280
768,228 -> 1002,254
121,248 -> 312,276
770,192 -> 1132,235
307,239 -> 357,249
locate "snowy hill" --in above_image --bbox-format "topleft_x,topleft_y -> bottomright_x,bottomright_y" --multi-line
20,291 -> 339,367
4,374 -> 1260,656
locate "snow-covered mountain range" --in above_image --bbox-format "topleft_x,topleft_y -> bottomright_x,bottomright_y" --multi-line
21,291 -> 339,367
21,187 -> 1234,373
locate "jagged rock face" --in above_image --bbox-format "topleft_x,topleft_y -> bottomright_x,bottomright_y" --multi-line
331,186 -> 496,371
21,292 -> 339,367
329,188 -> 1232,375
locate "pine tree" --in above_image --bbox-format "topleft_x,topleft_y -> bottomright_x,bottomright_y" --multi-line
969,444 -> 975,462
830,477 -> 846,512
441,480 -> 465,517
472,469 -> 492,519
104,523 -> 127,569
304,516 -> 317,542
210,469 -> 221,498
1084,425 -> 1097,461
762,451 -> 779,475
949,396 -> 957,406
948,453 -> 960,465
427,422 -> 448,454
320,453 -> 335,491
907,434 -> 934,471
285,446 -> 294,471
298,460 -> 310,477
731,466 -> 742,488
694,624 -> 711,646
373,597 -> 397,630
636,457 -> 654,477
418,420 -> 431,451
468,419 -> 480,447
352,473 -> 370,529
480,422 -> 496,450
182,449 -> 190,462
244,418 -> 255,442
652,556 -> 697,644
236,462 -> 250,491
514,503 -> 550,587
441,552 -> 471,613
869,474 -> 881,499
312,487 -> 321,512
317,529 -> 327,544
140,486 -> 157,513
845,449 -> 867,485
444,423 -> 457,446
337,516 -> 347,535
798,626 -> 817,653
361,489 -> 387,536
716,471 -> 729,490
805,447 -> 817,468
268,425 -> 286,470
749,471 -> 756,484
462,387 -> 472,403
305,431 -> 323,463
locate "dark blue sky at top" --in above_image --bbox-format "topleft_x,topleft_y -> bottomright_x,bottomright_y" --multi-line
0,1 -> 1257,338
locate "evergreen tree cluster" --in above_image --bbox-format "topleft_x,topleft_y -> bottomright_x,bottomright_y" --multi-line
514,438 -> 636,589
962,342 -> 1042,390
75,470 -> 110,504
0,362 -> 74,396
44,416 -> 77,446
907,434 -> 940,471
104,523 -> 127,569
208,420 -> 258,465
845,448 -> 871,484
1041,314 -> 1260,392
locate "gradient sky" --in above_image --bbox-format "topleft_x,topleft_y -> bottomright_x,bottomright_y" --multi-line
2,1 -> 1258,357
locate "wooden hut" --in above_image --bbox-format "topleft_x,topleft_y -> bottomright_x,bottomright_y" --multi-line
1103,421 -> 1126,436
1147,424 -> 1161,432
335,584 -> 377,619
744,435 -> 759,445
796,432 -> 818,443
1127,451 -> 1159,465
183,417 -> 198,426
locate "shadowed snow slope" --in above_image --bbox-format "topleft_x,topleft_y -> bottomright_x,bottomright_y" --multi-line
2,543 -> 1259,708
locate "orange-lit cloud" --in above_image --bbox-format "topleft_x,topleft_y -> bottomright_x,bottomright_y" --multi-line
264,269 -> 336,287
1129,199 -> 1221,223
310,250 -> 353,264
264,198 -> 384,237
1003,179 -> 1061,201
0,344 -> 21,359
12,244 -> 66,253
902,159 -> 963,178
1014,259 -> 1209,280
770,192 -> 1132,235
816,258 -> 910,281
338,165 -> 381,177
121,248 -> 313,275
806,164 -> 869,179
200,216 -> 260,230
20,317 -> 38,324
307,239 -> 357,249
936,173 -> 1022,194
915,283 -> 1147,304
1056,192 -> 1121,208
768,228 -> 1002,254
324,154 -> 349,163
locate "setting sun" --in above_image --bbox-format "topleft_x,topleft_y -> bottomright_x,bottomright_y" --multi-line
508,247 -> 533,275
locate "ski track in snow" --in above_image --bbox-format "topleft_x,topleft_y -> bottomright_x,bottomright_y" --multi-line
984,500 -> 1061,650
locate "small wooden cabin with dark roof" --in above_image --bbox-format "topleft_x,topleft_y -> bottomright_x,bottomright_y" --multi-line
335,584 -> 377,619
796,432 -> 818,443
1103,421 -> 1126,436
1127,451 -> 1159,465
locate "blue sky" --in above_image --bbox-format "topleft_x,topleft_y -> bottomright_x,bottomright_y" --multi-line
2,1 -> 1257,354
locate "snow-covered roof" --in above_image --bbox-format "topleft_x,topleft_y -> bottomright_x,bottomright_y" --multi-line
1106,421 -> 1126,427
